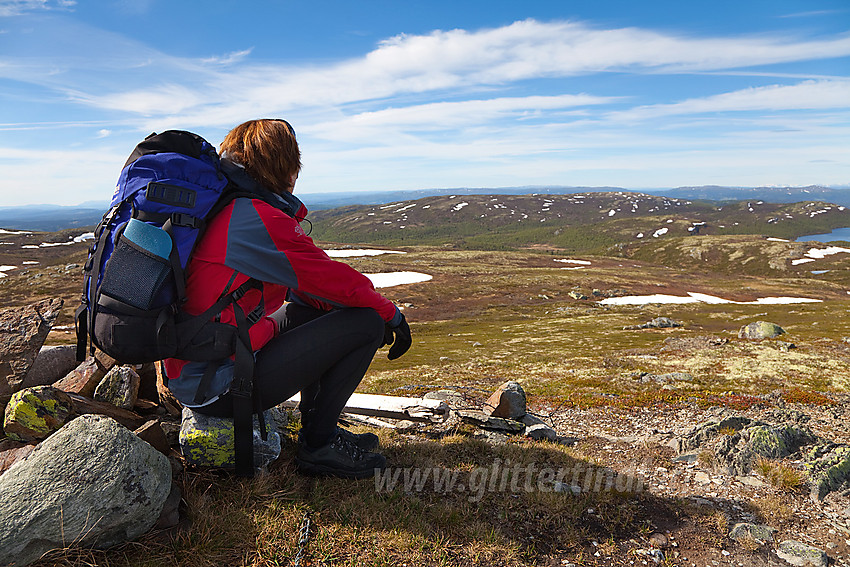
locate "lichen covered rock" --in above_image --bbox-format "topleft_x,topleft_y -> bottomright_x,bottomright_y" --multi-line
776,540 -> 828,567
807,444 -> 850,501
179,407 -> 281,469
738,321 -> 785,340
94,365 -> 140,410
3,385 -> 73,442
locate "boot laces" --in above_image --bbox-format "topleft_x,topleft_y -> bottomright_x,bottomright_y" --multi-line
331,432 -> 364,461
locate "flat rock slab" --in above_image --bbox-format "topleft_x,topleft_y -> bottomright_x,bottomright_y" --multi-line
53,357 -> 106,397
0,298 -> 63,408
458,409 -> 525,433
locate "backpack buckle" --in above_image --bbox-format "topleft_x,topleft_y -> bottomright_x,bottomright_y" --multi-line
170,213 -> 203,229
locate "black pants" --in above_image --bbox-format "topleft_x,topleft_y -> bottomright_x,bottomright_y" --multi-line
195,305 -> 386,448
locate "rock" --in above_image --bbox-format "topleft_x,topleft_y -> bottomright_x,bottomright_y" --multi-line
678,416 -> 756,453
484,381 -> 527,419
521,414 -> 558,441
153,483 -> 182,530
0,414 -> 172,566
179,408 -> 281,469
776,540 -> 828,567
457,409 -> 525,433
53,356 -> 106,397
3,386 -> 73,442
135,362 -> 160,403
648,532 -> 669,548
94,365 -> 141,410
0,298 -> 63,410
568,291 -> 587,300
807,444 -> 850,501
738,321 -> 785,340
66,393 -> 147,430
21,345 -> 78,388
728,522 -> 776,543
712,423 -> 816,475
625,317 -> 682,330
135,419 -> 172,456
424,389 -> 465,408
0,440 -> 36,475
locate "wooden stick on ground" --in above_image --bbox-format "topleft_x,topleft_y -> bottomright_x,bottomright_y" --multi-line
280,392 -> 450,423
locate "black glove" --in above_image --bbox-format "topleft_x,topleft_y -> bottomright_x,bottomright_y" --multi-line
385,314 -> 412,360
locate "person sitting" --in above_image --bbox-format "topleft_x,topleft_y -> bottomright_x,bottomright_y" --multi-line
164,118 -> 411,478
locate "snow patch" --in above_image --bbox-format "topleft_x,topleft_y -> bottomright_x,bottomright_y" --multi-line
599,292 -> 821,306
554,259 -> 591,265
652,228 -> 668,238
325,249 -> 405,258
365,271 -> 432,288
451,202 -> 469,212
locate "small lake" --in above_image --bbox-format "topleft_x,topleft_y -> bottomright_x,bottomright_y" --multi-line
797,227 -> 850,243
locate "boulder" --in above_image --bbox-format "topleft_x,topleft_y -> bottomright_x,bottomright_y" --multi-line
738,321 -> 785,340
53,356 -> 106,397
776,540 -> 828,567
0,298 -> 63,410
678,416 -> 817,475
21,345 -> 78,388
94,365 -> 140,410
0,415 -> 172,566
179,408 -> 281,469
484,381 -> 527,419
3,386 -> 73,442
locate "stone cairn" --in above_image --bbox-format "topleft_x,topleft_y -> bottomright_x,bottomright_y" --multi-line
0,299 -> 279,567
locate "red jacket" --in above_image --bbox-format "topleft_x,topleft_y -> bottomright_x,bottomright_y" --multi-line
164,194 -> 400,396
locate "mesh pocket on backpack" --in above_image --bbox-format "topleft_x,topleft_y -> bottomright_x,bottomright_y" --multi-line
100,236 -> 171,311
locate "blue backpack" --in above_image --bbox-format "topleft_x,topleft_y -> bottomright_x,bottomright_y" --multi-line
75,129 -> 296,476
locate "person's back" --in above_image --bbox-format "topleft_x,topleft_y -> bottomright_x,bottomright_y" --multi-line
165,119 -> 412,478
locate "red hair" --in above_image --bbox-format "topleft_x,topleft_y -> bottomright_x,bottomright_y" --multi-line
220,119 -> 301,194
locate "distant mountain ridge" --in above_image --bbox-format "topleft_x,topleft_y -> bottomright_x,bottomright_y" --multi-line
308,191 -> 850,252
1,185 -> 847,231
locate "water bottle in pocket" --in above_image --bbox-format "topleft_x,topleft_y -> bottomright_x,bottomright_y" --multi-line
99,218 -> 174,311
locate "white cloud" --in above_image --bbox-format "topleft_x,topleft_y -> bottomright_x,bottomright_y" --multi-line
24,19 -> 850,127
202,48 -> 254,66
0,0 -> 75,16
610,79 -> 850,122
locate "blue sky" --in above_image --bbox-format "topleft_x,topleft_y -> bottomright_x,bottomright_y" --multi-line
1,0 -> 848,207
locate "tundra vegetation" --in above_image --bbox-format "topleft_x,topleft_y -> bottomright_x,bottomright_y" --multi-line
1,192 -> 849,566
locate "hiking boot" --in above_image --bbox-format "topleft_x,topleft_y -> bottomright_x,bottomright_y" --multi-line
298,426 -> 380,452
296,432 -> 386,479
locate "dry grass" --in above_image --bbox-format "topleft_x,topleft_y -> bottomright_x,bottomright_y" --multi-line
752,456 -> 807,491
30,430 -> 662,567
